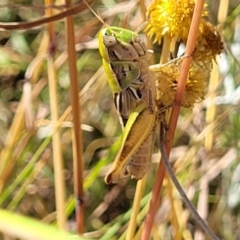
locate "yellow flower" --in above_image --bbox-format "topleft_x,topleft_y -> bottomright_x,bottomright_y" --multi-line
146,0 -> 204,44
146,0 -> 223,109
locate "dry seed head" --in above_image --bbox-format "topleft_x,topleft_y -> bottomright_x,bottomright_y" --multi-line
155,61 -> 208,108
199,21 -> 223,58
191,22 -> 223,75
193,38 -> 214,68
187,21 -> 223,68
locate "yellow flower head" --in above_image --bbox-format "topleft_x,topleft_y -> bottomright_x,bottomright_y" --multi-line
146,0 -> 205,44
147,0 -> 223,109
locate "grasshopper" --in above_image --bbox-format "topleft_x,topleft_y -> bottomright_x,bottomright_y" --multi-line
98,27 -> 159,184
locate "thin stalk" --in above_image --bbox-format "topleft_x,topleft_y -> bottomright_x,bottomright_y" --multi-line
49,67 -> 64,210
166,177 -> 181,239
160,37 -> 170,64
142,1 -> 205,239
45,0 -> 66,230
0,0 -> 94,30
64,0 -> 84,234
218,0 -> 229,23
126,176 -> 147,240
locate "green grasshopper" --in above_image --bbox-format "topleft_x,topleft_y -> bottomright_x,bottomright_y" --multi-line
98,27 -> 158,184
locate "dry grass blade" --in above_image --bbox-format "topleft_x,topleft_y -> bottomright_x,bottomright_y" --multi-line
64,0 -> 84,234
126,177 -> 147,240
44,0 -> 66,229
0,0 -> 94,30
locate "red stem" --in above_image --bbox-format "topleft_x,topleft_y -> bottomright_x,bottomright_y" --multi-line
141,1 -> 205,239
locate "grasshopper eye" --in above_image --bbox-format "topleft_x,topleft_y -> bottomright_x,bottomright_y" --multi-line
103,35 -> 117,47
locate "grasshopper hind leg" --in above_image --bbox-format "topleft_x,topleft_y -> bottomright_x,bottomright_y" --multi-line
126,132 -> 155,179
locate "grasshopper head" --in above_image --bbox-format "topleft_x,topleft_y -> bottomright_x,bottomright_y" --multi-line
98,27 -> 139,61
100,27 -> 138,43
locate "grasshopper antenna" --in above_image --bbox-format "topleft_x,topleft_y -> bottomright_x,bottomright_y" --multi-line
83,0 -> 110,29
135,21 -> 147,34
159,124 -> 219,240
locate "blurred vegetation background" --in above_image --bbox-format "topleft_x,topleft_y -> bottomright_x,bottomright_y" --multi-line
0,0 -> 239,239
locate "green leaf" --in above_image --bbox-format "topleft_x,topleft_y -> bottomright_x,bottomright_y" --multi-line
0,209 -> 87,240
